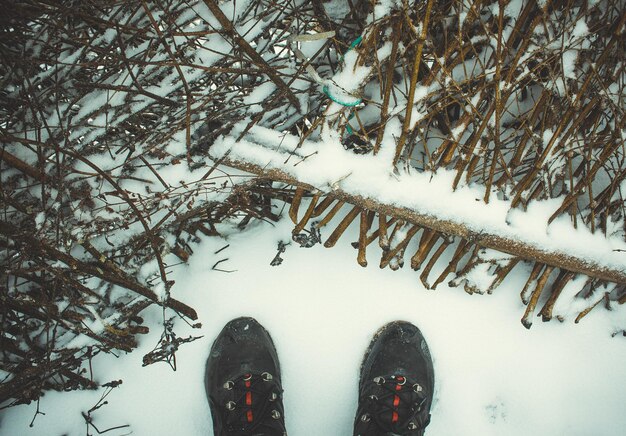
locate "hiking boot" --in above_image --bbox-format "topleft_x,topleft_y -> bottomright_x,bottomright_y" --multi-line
205,317 -> 287,436
353,321 -> 434,436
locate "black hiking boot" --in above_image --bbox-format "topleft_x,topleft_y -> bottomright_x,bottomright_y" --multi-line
353,321 -> 434,436
206,317 -> 287,436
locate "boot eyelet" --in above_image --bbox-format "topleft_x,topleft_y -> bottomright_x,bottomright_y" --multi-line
394,375 -> 406,385
270,392 -> 278,401
244,373 -> 252,381
408,422 -> 418,430
361,413 -> 370,422
373,376 -> 385,385
369,395 -> 378,401
223,381 -> 234,390
413,383 -> 423,393
262,372 -> 273,381
226,401 -> 236,411
271,410 -> 281,419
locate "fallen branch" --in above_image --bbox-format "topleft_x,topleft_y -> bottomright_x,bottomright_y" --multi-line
220,157 -> 626,285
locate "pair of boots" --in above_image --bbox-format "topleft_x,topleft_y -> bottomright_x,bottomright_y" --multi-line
205,318 -> 434,436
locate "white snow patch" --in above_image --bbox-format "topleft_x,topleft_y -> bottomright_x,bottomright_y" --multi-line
243,81 -> 276,104
573,19 -> 589,38
4,218 -> 626,436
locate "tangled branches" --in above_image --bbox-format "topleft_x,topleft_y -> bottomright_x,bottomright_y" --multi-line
0,0 -> 286,407
312,0 -> 626,230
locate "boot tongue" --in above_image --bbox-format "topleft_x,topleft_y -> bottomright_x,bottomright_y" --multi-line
367,375 -> 428,434
224,372 -> 284,434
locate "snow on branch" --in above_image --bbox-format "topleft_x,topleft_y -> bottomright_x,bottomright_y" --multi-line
217,154 -> 626,285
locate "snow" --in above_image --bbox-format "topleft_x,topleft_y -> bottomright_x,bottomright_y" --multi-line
211,126 -> 626,272
243,82 -> 277,106
450,124 -> 465,141
2,217 -> 626,435
34,212 -> 46,230
573,19 -> 589,39
371,0 -> 404,21
298,38 -> 327,60
330,51 -> 370,92
542,128 -> 554,147
562,49 -> 578,79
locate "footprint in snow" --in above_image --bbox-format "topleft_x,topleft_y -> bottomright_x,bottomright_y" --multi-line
485,397 -> 507,424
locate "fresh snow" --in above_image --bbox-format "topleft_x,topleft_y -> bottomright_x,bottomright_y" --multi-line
2,216 -> 626,435
211,126 -> 626,272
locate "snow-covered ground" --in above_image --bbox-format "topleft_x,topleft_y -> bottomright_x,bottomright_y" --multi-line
2,216 -> 626,435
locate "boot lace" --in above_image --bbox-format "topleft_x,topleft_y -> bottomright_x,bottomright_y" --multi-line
357,375 -> 430,435
218,372 -> 286,436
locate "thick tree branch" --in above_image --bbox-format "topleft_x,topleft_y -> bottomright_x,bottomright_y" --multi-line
220,157 -> 626,285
